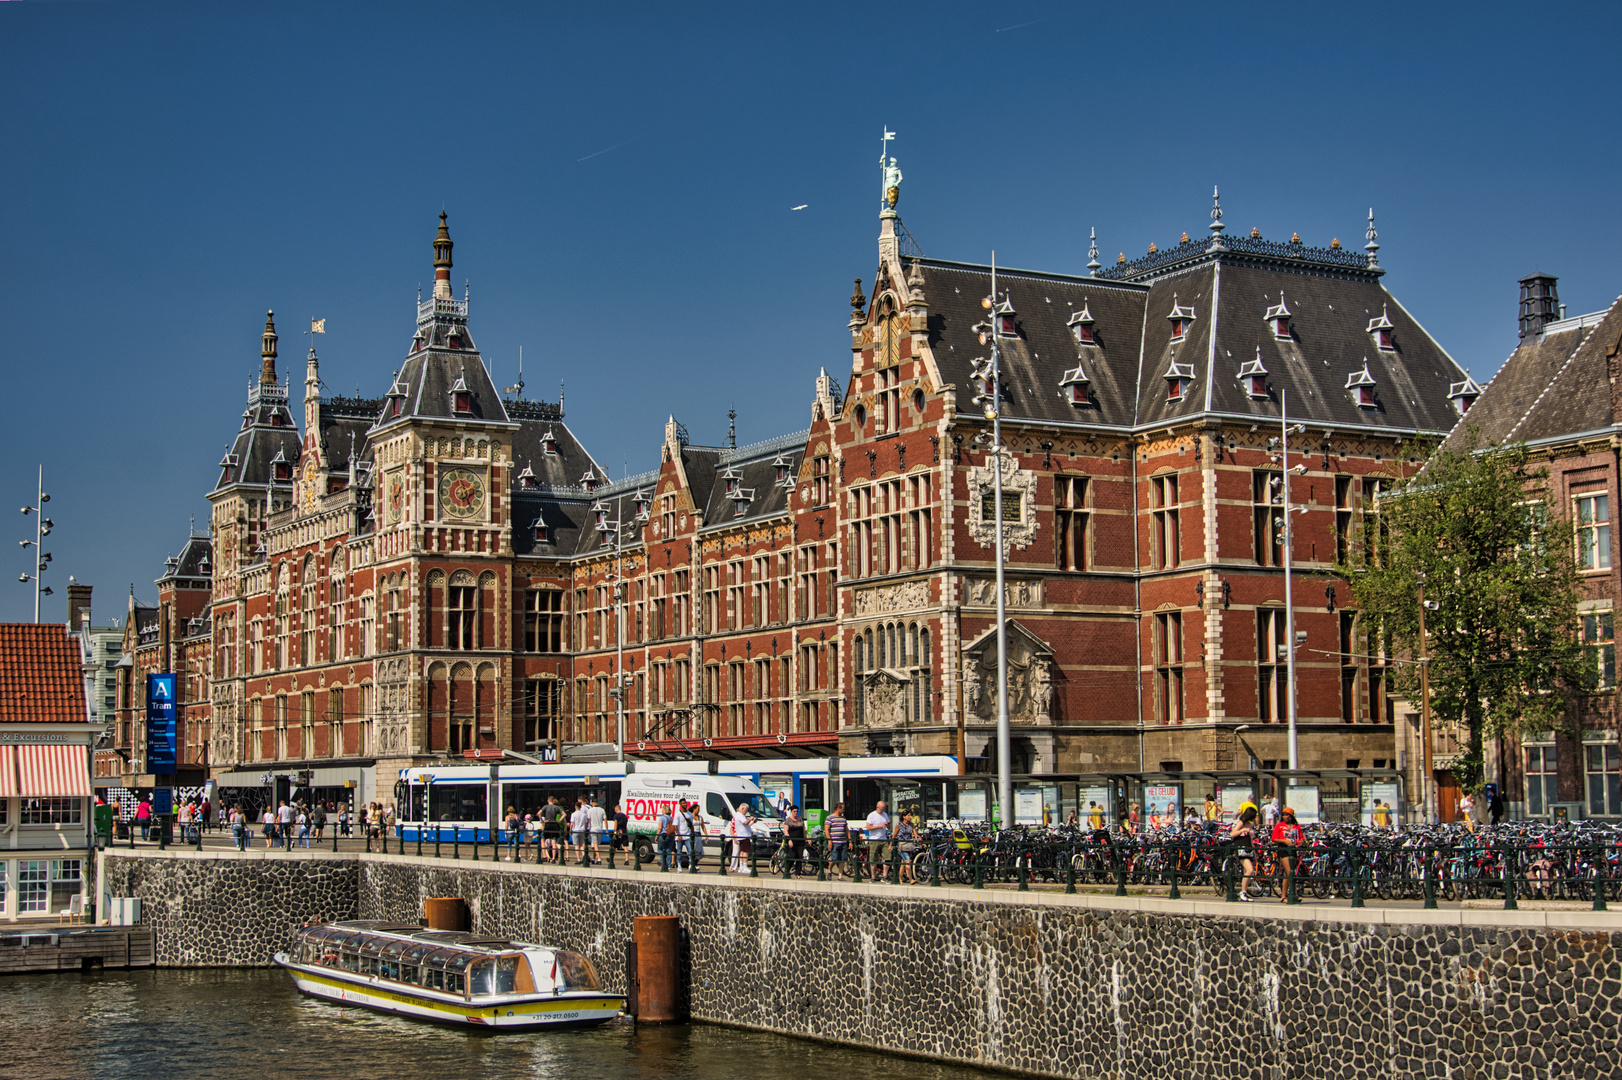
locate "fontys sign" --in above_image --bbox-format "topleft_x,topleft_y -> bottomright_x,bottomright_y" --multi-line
146,673 -> 177,775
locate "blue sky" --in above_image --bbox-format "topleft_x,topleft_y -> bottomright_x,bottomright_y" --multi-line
2,1 -> 1618,624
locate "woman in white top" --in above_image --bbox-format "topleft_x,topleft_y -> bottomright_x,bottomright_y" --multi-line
730,806 -> 753,871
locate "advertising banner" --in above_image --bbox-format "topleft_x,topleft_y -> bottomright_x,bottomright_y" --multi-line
1362,781 -> 1402,827
146,673 -> 177,775
1144,785 -> 1181,828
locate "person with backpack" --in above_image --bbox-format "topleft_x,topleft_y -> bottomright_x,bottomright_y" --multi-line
656,804 -> 675,871
504,805 -> 522,860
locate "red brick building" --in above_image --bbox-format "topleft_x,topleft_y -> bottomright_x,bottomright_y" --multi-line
1432,275 -> 1622,820
165,187 -> 1475,818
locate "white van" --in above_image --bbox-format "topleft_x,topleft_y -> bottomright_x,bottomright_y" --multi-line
621,775 -> 778,861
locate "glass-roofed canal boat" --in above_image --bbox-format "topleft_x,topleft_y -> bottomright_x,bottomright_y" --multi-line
274,920 -> 624,1031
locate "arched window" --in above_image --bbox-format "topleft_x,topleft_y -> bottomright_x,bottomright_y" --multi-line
449,570 -> 476,650
425,570 -> 446,648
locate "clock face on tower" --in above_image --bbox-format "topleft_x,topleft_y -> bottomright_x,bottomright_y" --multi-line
386,474 -> 405,524
439,467 -> 486,520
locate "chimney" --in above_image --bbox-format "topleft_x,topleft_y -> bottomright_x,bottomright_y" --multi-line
67,580 -> 93,629
1518,272 -> 1560,339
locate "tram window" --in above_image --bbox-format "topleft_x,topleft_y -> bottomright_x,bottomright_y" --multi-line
429,784 -> 489,823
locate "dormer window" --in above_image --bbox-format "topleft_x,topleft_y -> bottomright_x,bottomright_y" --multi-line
517,463 -> 538,490
1264,292 -> 1292,340
634,490 -> 652,518
1346,362 -> 1378,408
592,500 -> 610,530
580,470 -> 598,494
1068,304 -> 1096,346
772,452 -> 792,486
1167,296 -> 1196,341
1367,305 -> 1395,351
1238,349 -> 1269,399
1163,361 -> 1195,402
722,466 -> 742,496
271,449 -> 293,481
539,429 -> 558,455
389,397 -> 403,418
449,374 -> 472,414
1059,364 -> 1092,406
993,298 -> 1017,338
1449,377 -> 1482,416
530,518 -> 550,544
733,498 -> 748,517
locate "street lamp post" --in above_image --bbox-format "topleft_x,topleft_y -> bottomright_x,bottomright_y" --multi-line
1271,395 -> 1308,770
971,255 -> 1012,831
1416,573 -> 1435,824
18,465 -> 53,623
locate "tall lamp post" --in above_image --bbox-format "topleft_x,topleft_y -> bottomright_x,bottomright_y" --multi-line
1270,396 -> 1308,770
970,255 -> 1012,830
1416,573 -> 1436,824
595,490 -> 650,764
18,465 -> 53,622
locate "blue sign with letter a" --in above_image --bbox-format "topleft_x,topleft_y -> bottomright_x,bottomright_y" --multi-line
146,673 -> 177,775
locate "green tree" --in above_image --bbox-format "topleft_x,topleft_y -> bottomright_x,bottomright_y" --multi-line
1337,435 -> 1590,791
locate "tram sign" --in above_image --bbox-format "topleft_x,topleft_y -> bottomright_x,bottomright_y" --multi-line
146,673 -> 178,775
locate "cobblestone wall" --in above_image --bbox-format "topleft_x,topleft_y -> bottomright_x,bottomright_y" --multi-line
105,851 -> 1622,1080
100,852 -> 356,966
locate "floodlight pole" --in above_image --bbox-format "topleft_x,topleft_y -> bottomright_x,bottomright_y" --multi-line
990,256 -> 1012,831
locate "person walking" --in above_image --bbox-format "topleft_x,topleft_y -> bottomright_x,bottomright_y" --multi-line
231,805 -> 248,851
541,796 -> 564,863
1202,794 -> 1221,834
612,803 -> 629,854
825,803 -> 850,880
262,806 -> 277,849
864,800 -> 892,882
729,801 -> 751,872
297,806 -> 312,848
1263,796 -> 1281,832
656,804 -> 675,871
504,805 -> 521,860
672,799 -> 692,870
1271,807 -> 1303,901
570,799 -> 592,865
276,800 -> 295,851
310,803 -> 326,843
896,810 -> 919,884
682,799 -> 704,872
587,798 -> 607,864
135,796 -> 153,842
1230,805 -> 1260,901
782,804 -> 806,875
338,805 -> 351,838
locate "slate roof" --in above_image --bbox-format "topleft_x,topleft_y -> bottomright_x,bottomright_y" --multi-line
909,243 -> 1470,435
158,533 -> 213,584
0,623 -> 88,725
215,382 -> 302,493
696,434 -> 805,530
1445,295 -> 1622,451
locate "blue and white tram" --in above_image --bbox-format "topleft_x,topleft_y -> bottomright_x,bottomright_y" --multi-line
393,755 -> 959,849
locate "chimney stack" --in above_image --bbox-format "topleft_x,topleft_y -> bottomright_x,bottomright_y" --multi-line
1518,272 -> 1560,339
67,580 -> 93,629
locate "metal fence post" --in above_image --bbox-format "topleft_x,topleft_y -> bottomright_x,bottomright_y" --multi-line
1594,845 -> 1609,912
748,841 -> 758,878
1423,848 -> 1438,910
930,846 -> 942,887
718,839 -> 728,875
452,827 -> 460,860
816,843 -> 827,883
1017,847 -> 1029,892
1167,844 -> 1181,901
1064,846 -> 1077,895
973,851 -> 985,890
1225,853 -> 1237,902
607,837 -> 616,870
1115,843 -> 1128,898
889,841 -> 901,885
1350,850 -> 1366,909
471,830 -> 479,861
1502,849 -> 1518,911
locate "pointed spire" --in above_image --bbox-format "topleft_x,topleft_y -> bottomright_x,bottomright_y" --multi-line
1364,208 -> 1380,268
727,405 -> 737,449
1208,185 -> 1225,249
432,212 -> 454,300
260,311 -> 279,385
1087,228 -> 1101,276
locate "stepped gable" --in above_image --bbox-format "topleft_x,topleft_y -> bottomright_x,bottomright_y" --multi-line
914,258 -> 1147,427
1202,263 -> 1470,432
1448,295 -> 1622,450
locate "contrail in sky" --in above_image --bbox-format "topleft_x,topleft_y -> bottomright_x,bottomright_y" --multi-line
577,139 -> 635,162
995,13 -> 1063,32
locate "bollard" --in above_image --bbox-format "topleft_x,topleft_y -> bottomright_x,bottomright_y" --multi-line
816,844 -> 827,883
365,829 -> 372,854
1064,847 -> 1077,895
195,824 -> 203,852
782,843 -> 794,880
718,841 -> 728,875
452,827 -> 460,860
1351,852 -> 1366,909
1423,849 -> 1438,910
1225,855 -> 1238,902
889,842 -> 901,885
129,822 -> 136,849
1167,847 -> 1181,901
972,852 -> 985,890
1285,855 -> 1299,905
434,828 -> 442,859
1595,846 -> 1609,912
536,834 -> 545,865
1115,847 -> 1128,898
931,848 -> 942,888
471,830 -> 479,861
1017,850 -> 1029,892
415,830 -> 422,858
748,842 -> 758,878
607,839 -> 616,871
1502,853 -> 1518,911
631,915 -> 686,1024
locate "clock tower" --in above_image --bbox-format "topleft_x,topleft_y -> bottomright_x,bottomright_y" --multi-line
366,214 -> 520,776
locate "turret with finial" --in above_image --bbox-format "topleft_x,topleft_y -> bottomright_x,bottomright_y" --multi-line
1087,228 -> 1101,276
1208,185 -> 1225,250
260,311 -> 279,386
432,212 -> 454,300
1364,208 -> 1380,268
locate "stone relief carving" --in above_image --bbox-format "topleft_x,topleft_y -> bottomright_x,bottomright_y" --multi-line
966,448 -> 1039,553
862,669 -> 909,728
855,579 -> 930,616
964,627 -> 1055,726
375,656 -> 411,757
964,577 -> 1045,609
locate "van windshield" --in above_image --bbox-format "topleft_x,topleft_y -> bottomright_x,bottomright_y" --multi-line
727,793 -> 770,817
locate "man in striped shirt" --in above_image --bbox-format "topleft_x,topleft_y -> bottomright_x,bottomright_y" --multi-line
824,803 -> 850,880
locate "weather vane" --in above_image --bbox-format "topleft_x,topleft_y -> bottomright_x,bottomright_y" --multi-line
880,128 -> 902,210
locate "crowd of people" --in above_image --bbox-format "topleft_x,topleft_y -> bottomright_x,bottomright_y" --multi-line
499,796 -> 630,865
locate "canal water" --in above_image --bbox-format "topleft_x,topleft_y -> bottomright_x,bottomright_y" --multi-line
1,968 -> 1000,1080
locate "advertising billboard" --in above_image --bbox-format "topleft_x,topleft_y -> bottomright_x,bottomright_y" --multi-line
146,673 -> 177,775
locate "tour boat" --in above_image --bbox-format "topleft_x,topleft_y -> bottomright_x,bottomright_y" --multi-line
274,920 -> 623,1031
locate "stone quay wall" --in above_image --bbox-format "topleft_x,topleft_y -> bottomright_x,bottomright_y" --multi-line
103,850 -> 1622,1080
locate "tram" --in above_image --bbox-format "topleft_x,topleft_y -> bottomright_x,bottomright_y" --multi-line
393,754 -> 960,858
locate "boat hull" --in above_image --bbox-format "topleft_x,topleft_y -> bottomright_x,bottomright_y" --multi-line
275,955 -> 623,1032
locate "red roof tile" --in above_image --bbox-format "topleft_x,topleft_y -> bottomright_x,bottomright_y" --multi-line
0,623 -> 88,725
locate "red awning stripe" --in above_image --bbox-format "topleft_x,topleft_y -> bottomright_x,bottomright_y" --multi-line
0,745 -> 17,798
17,744 -> 90,798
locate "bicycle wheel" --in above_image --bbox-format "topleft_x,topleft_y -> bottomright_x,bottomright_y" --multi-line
912,850 -> 936,881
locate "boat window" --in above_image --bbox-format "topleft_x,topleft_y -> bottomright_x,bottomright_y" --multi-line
445,972 -> 464,994
400,964 -> 419,984
469,958 -> 494,997
495,955 -> 519,994
425,968 -> 444,991
381,940 -> 408,959
554,951 -> 601,991
339,949 -> 359,972
402,944 -> 430,964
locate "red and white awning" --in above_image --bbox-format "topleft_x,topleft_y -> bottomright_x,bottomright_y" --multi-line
16,744 -> 91,798
0,745 -> 17,798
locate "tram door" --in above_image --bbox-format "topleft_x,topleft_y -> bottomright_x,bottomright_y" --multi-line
797,776 -> 826,833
